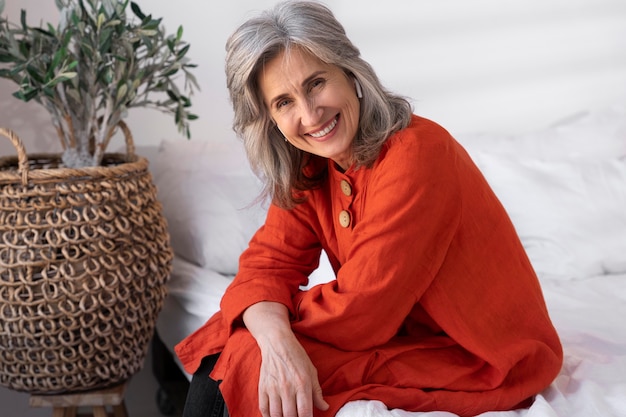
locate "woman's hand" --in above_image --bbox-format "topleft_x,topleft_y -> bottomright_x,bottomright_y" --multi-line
243,301 -> 330,417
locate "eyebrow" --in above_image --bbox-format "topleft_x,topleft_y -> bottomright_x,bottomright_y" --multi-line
268,70 -> 328,109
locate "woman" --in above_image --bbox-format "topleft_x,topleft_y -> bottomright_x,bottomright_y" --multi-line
176,2 -> 563,417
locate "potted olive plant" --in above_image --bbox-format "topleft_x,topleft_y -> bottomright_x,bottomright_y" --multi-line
0,0 -> 198,167
0,0 -> 195,394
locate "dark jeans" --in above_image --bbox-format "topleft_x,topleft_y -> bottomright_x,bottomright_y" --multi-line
182,354 -> 229,417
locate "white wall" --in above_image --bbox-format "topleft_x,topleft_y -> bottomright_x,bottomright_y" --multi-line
1,0 -> 625,158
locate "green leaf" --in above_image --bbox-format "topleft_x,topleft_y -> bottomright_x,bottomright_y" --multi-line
20,9 -> 27,31
99,27 -> 113,50
9,66 -> 25,76
130,2 -> 146,20
33,27 -> 55,37
138,29 -> 157,37
166,89 -> 178,102
61,29 -> 73,47
96,13 -> 106,31
66,60 -> 78,71
71,11 -> 80,26
15,88 -> 40,102
49,48 -> 66,77
57,71 -> 78,79
104,19 -> 122,28
139,34 -> 153,50
99,67 -> 114,84
140,14 -> 153,26
49,71 -> 77,86
166,38 -> 175,53
142,19 -> 161,31
176,26 -> 183,42
161,66 -> 179,77
184,71 -> 200,90
178,94 -> 191,107
26,65 -> 45,84
116,82 -> 128,103
42,86 -> 56,98
0,55 -> 17,64
12,91 -> 27,101
176,44 -> 190,59
78,0 -> 98,28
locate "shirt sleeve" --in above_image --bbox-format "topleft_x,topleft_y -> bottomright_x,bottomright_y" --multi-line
292,123 -> 464,350
218,197 -> 325,333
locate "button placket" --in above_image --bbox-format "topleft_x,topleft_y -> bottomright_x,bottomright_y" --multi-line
338,178 -> 354,229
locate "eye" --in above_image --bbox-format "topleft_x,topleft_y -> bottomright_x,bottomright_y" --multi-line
308,78 -> 325,93
275,98 -> 292,110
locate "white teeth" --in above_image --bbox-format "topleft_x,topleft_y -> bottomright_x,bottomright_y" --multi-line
309,117 -> 337,138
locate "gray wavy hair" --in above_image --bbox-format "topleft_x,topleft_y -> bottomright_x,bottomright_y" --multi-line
225,0 -> 412,208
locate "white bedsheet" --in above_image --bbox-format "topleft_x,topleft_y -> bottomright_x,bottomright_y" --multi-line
338,275 -> 626,417
156,259 -> 626,417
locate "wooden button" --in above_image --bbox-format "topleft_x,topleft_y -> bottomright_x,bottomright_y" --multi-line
340,180 -> 352,196
338,210 -> 351,228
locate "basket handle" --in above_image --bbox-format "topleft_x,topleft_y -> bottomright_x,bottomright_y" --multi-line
115,119 -> 136,161
96,118 -> 136,163
0,120 -> 136,186
0,127 -> 30,186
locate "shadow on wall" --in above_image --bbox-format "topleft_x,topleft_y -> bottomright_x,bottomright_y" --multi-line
0,80 -> 59,157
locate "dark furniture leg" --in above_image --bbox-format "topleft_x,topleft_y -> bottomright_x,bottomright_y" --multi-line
152,331 -> 190,416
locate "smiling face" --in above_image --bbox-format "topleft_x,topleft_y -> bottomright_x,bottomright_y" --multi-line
259,47 -> 361,170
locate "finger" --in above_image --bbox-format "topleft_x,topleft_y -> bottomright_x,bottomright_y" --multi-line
259,391 -> 271,417
269,392 -> 283,417
312,383 -> 329,411
295,389 -> 314,417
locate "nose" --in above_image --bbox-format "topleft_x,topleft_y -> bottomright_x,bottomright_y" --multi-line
299,97 -> 323,127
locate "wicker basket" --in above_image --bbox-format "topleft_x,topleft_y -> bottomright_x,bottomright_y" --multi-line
0,123 -> 173,394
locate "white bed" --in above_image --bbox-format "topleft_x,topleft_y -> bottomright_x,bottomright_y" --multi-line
151,103 -> 626,417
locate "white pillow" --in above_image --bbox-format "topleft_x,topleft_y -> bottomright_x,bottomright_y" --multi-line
457,104 -> 626,160
151,139 -> 267,274
472,153 -> 626,280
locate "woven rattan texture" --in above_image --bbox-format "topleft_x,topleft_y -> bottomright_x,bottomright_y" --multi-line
0,128 -> 173,394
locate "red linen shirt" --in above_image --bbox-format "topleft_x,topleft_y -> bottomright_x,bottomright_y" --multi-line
175,115 -> 563,417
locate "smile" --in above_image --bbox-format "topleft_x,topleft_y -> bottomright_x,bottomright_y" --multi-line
308,116 -> 338,138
